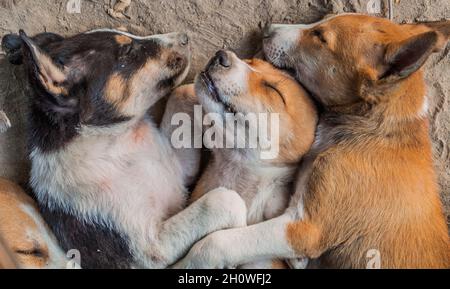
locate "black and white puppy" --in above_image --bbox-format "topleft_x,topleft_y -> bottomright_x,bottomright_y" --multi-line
2,29 -> 246,268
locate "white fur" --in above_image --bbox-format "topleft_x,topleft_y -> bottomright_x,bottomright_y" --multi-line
31,117 -> 185,263
85,28 -> 180,42
245,165 -> 295,224
31,115 -> 247,268
418,95 -> 429,118
173,213 -> 298,269
264,13 -> 360,67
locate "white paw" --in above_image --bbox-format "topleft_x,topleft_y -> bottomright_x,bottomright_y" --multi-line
202,187 -> 247,228
173,231 -> 228,269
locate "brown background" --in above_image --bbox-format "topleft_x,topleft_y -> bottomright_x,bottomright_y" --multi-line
0,0 -> 449,221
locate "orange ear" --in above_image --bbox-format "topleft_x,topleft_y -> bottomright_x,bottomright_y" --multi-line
420,20 -> 450,50
380,31 -> 438,81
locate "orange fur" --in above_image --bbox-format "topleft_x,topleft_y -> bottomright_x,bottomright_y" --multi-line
271,259 -> 289,269
282,15 -> 449,268
104,73 -> 129,109
0,178 -> 48,268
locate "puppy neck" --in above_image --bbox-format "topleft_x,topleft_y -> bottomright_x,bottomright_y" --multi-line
377,72 -> 428,123
213,149 -> 297,181
320,72 -> 430,149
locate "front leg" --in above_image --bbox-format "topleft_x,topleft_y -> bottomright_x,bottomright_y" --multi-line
152,187 -> 247,268
161,84 -> 202,188
173,213 -> 320,269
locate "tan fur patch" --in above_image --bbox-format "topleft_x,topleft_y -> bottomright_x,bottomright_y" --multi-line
271,259 -> 289,269
115,34 -> 132,45
39,74 -> 68,96
35,52 -> 68,96
132,121 -> 150,144
104,73 -> 129,109
286,221 -> 322,259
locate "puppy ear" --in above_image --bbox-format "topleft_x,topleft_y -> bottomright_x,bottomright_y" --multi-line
380,31 -> 438,81
19,30 -> 68,96
415,20 -> 450,51
2,32 -> 64,66
1,33 -> 24,65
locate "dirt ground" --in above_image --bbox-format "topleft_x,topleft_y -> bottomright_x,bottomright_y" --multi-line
0,0 -> 449,220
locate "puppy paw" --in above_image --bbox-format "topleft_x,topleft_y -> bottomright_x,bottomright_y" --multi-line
172,231 -> 229,269
202,187 -> 247,228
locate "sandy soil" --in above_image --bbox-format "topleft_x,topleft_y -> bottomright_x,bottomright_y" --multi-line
0,0 -> 449,220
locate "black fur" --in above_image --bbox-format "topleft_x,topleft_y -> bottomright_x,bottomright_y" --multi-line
39,206 -> 134,269
15,31 -> 163,152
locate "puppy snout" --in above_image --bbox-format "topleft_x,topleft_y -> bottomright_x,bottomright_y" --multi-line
262,24 -> 275,39
2,34 -> 22,51
1,34 -> 24,65
163,32 -> 190,49
179,33 -> 189,46
206,50 -> 232,71
216,50 -> 231,68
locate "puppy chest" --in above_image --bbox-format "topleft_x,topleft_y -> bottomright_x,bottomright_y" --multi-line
246,182 -> 291,225
30,136 -> 186,221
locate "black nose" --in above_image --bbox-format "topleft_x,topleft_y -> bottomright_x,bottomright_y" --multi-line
2,34 -> 22,52
216,50 -> 231,68
179,33 -> 189,46
1,34 -> 24,65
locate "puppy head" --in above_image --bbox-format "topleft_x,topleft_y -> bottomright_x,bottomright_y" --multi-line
0,178 -> 66,268
263,14 -> 450,109
196,51 -> 317,163
2,29 -> 190,130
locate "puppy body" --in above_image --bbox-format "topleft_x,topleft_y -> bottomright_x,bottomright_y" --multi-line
194,154 -> 295,269
191,54 -> 317,268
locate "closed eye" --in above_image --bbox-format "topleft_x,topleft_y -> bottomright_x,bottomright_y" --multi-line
265,82 -> 286,105
14,242 -> 47,258
122,44 -> 133,56
312,29 -> 327,44
120,42 -> 140,59
15,247 -> 47,258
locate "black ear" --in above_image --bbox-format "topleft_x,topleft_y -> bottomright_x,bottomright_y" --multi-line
2,33 -> 24,65
417,20 -> 450,51
380,31 -> 438,81
19,30 -> 68,97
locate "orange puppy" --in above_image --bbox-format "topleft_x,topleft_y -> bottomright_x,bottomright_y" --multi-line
191,52 -> 317,268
